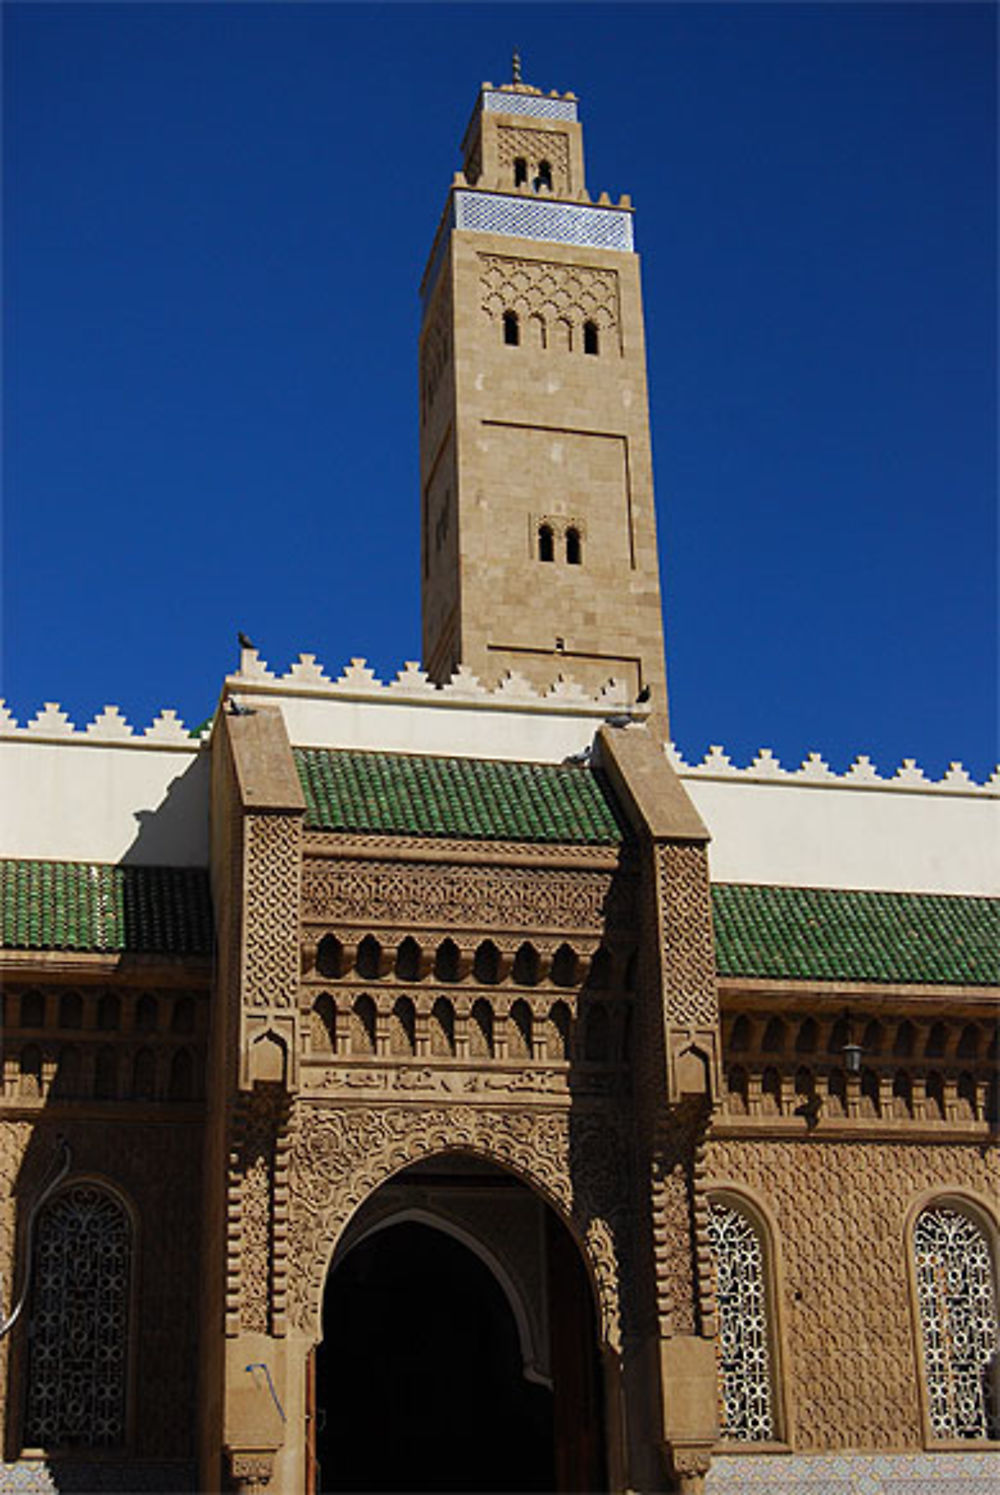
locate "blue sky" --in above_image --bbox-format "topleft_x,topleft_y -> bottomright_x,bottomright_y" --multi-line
4,3 -> 996,776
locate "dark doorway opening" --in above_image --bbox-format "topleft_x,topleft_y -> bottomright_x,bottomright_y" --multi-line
316,1220 -> 554,1492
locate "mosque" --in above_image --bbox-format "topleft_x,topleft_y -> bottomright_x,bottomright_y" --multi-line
1,68 -> 997,1495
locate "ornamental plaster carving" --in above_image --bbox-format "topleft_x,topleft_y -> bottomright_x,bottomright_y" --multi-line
286,1104 -> 629,1352
494,127 -> 571,192
300,858 -> 632,934
479,253 -> 620,346
243,815 -> 300,1009
705,1136 -> 1000,1449
659,844 -> 718,1033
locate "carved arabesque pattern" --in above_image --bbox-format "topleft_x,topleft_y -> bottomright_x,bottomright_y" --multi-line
479,254 -> 620,347
658,844 -> 718,1031
286,1105 -> 628,1351
706,1136 -> 1000,1448
244,815 -> 300,1009
301,858 -> 630,934
495,127 -> 571,193
913,1206 -> 999,1439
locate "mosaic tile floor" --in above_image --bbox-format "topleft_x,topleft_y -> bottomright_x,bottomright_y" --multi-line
707,1450 -> 1000,1495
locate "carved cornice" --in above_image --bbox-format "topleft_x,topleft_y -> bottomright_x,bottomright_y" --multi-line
303,831 -> 629,870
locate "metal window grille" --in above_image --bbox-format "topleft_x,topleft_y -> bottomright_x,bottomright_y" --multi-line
482,91 -> 578,122
914,1206 -> 999,1439
25,1184 -> 131,1448
708,1199 -> 775,1441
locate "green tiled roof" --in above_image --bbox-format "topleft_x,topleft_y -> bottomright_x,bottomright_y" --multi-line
0,861 -> 213,956
294,748 -> 628,844
712,883 -> 1000,987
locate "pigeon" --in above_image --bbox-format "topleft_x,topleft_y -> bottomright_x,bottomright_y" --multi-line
227,697 -> 255,717
635,684 -> 651,704
237,631 -> 255,651
603,714 -> 633,729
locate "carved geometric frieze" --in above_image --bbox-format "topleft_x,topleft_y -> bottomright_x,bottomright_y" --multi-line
301,857 -> 634,936
479,252 -> 621,349
658,844 -> 718,1032
243,814 -> 301,1010
494,127 -> 571,192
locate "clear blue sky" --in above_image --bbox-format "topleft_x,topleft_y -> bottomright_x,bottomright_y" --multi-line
4,3 -> 996,776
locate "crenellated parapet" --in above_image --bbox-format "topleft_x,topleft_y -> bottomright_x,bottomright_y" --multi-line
0,700 -> 199,745
667,742 -> 999,795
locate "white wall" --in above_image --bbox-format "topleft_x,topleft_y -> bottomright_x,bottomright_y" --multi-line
682,773 -> 999,896
0,738 -> 209,866
3,659 -> 996,897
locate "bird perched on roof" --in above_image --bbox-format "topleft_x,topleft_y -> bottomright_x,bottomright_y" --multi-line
635,684 -> 651,704
237,631 -> 255,651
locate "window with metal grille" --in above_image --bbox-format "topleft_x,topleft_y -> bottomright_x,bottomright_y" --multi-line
708,1198 -> 776,1441
914,1205 -> 999,1440
25,1183 -> 132,1448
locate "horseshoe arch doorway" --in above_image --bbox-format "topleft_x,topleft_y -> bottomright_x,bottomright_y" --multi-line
310,1156 -> 607,1493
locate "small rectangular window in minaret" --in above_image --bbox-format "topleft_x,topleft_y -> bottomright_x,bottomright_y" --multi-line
503,311 -> 520,346
583,321 -> 599,356
514,157 -> 528,187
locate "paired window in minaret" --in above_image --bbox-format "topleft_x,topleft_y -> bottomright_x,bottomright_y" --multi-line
537,522 -> 583,566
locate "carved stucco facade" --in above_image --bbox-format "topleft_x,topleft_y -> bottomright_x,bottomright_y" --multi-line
195,709 -> 724,1494
705,1136 -> 999,1453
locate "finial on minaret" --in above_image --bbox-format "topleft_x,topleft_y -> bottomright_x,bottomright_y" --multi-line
511,50 -> 522,85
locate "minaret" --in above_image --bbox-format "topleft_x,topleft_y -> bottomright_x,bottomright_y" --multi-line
419,63 -> 670,734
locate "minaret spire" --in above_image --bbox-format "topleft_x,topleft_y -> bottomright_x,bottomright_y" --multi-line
511,49 -> 522,85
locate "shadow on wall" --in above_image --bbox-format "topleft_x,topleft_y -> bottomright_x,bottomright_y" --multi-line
120,751 -> 210,868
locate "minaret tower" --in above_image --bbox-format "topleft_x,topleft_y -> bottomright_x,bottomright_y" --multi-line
419,61 -> 670,733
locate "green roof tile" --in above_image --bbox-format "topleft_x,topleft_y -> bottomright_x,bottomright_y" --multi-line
294,748 -> 628,844
712,883 -> 999,988
0,861 -> 213,956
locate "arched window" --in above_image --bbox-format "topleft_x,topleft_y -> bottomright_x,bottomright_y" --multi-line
131,1047 -> 156,1100
538,523 -> 554,563
473,940 -> 501,986
512,942 -> 540,987
708,1197 -> 777,1442
311,993 -> 337,1054
434,938 -> 460,983
356,935 -> 383,982
551,943 -> 577,988
135,993 -> 158,1033
97,993 -> 121,1031
170,996 -> 195,1035
513,156 -> 528,187
534,159 -> 553,191
317,934 -> 344,980
25,1183 -> 132,1448
913,1204 -> 999,1439
565,526 -> 582,565
20,990 -> 44,1028
503,310 -> 520,346
168,1048 -> 195,1101
59,991 -> 82,1030
430,997 -> 455,1057
395,936 -> 422,983
583,320 -> 599,355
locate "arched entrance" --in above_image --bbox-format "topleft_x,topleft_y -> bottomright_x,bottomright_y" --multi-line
312,1156 -> 606,1493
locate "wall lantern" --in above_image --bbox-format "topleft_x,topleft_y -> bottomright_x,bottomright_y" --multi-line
841,1010 -> 864,1075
